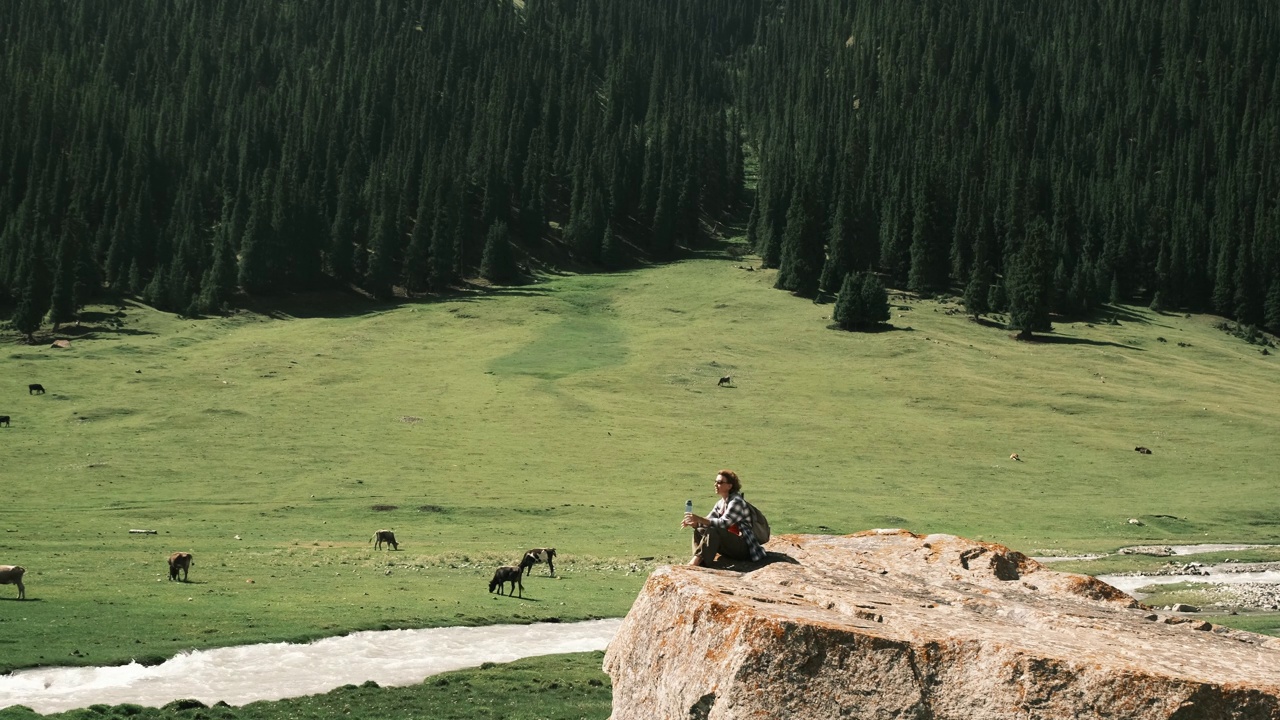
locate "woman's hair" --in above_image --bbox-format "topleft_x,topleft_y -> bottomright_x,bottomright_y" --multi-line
717,469 -> 741,494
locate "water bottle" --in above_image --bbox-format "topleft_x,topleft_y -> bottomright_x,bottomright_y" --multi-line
685,499 -> 693,516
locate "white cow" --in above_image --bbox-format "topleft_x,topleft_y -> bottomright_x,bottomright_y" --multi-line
0,565 -> 25,600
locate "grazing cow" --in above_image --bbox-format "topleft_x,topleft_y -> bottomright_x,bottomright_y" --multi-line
1135,446 -> 1153,455
519,547 -> 557,577
0,565 -> 25,600
489,566 -> 523,597
717,376 -> 732,387
168,552 -> 193,582
1009,453 -> 1021,461
0,415 -> 9,427
28,384 -> 45,395
372,529 -> 398,550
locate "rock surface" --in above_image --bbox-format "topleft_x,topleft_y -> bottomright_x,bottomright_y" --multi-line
603,530 -> 1280,719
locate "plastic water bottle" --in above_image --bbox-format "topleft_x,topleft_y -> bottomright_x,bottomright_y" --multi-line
685,499 -> 693,516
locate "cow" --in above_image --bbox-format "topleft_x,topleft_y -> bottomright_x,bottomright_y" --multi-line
1135,446 -> 1153,455
489,566 -> 523,597
0,565 -> 25,600
519,547 -> 557,577
372,529 -> 398,550
0,416 -> 9,427
717,375 -> 732,387
1010,453 -> 1021,461
28,384 -> 45,395
168,552 -> 193,582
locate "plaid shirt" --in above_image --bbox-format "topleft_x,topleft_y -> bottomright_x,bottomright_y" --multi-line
706,493 -> 767,562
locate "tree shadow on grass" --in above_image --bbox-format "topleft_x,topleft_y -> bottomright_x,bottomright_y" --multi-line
826,323 -> 914,334
1022,334 -> 1143,350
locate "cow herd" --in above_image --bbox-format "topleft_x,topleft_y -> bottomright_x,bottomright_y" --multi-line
490,548 -> 558,599
4,383 -> 563,606
369,528 -> 558,599
4,528 -> 560,602
0,379 -> 46,427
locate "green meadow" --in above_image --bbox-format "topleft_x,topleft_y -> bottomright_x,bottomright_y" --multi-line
2,253 -> 1279,713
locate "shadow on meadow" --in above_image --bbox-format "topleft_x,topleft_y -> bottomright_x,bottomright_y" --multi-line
1022,335 -> 1143,350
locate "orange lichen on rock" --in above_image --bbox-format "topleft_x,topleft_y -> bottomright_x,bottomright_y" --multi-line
603,532 -> 1280,720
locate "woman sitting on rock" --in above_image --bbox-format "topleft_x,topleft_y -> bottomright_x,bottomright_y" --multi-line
682,469 -> 766,566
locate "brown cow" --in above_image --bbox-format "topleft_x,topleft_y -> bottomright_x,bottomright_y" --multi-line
0,565 -> 25,599
168,552 -> 193,581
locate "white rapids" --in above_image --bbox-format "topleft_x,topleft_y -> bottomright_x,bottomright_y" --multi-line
0,619 -> 622,715
1097,569 -> 1280,596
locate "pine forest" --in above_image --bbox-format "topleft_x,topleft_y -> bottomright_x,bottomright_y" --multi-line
2,0 -> 1278,338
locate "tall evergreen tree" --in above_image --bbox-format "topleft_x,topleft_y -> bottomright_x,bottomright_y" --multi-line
775,183 -> 824,297
480,220 -> 518,284
1006,219 -> 1054,340
963,262 -> 993,320
1265,281 -> 1280,335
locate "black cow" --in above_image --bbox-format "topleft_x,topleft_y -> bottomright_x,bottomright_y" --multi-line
28,384 -> 45,395
1135,446 -> 1153,455
0,416 -> 9,427
489,566 -> 523,597
717,375 -> 732,387
372,530 -> 399,550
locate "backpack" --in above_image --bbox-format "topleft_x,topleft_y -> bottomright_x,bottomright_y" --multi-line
744,499 -> 771,543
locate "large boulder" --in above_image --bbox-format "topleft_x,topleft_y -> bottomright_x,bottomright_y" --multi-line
603,530 -> 1280,719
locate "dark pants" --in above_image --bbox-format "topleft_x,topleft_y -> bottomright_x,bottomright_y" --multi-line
692,526 -> 750,565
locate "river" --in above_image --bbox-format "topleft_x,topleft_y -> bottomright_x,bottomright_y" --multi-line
0,619 -> 622,715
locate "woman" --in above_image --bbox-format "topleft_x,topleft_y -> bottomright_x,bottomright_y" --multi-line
681,469 -> 767,566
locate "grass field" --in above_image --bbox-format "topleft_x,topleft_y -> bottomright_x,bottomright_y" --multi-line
2,250 -> 1279,712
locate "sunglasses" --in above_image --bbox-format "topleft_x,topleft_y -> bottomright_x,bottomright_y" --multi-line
715,480 -> 729,485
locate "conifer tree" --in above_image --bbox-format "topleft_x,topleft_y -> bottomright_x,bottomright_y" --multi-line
907,179 -> 948,295
963,262 -> 993,320
833,271 -> 889,331
364,199 -> 400,299
237,194 -> 270,294
199,229 -> 236,314
10,237 -> 49,342
775,183 -> 824,297
1006,220 -> 1054,340
819,194 -> 853,295
48,228 -> 79,329
10,273 -> 44,343
480,220 -> 517,284
1265,281 -> 1280,335
600,218 -> 623,270
987,277 -> 1008,315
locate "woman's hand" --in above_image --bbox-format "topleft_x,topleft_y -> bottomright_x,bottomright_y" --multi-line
681,513 -> 701,528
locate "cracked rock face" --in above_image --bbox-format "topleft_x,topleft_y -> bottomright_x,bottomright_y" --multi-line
603,530 -> 1280,719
